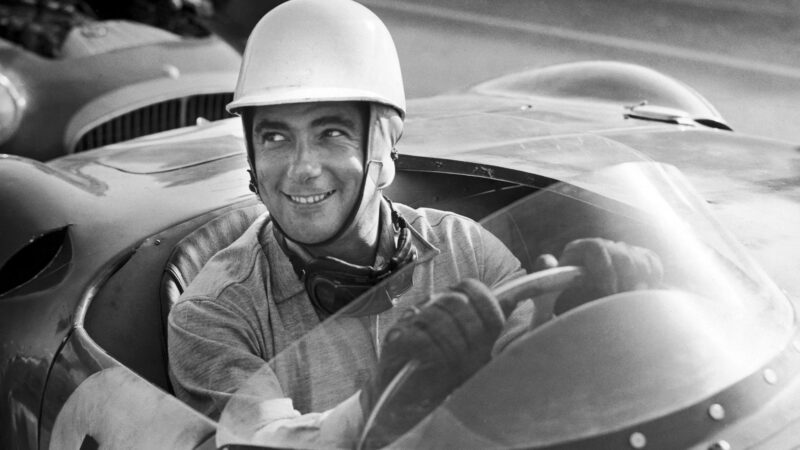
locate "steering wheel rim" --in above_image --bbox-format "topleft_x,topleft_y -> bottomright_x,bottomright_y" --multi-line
357,266 -> 585,449
495,265 -> 585,317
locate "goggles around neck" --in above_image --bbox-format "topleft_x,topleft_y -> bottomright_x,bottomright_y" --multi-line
276,201 -> 417,318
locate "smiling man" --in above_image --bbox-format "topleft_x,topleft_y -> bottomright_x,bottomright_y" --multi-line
167,0 -> 662,448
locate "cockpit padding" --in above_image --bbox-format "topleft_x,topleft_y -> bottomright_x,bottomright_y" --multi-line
160,203 -> 267,327
159,203 -> 268,390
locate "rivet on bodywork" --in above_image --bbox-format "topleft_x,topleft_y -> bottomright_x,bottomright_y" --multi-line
629,432 -> 646,448
80,23 -> 108,38
763,368 -> 778,385
163,64 -> 181,79
708,403 -> 725,421
708,440 -> 731,450
154,239 -> 161,246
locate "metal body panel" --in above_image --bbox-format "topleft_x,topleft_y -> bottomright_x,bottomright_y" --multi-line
396,290 -> 799,448
472,61 -> 728,127
0,135 -> 251,448
0,33 -> 239,160
43,328 -> 215,449
690,355 -> 800,449
0,155 -> 87,269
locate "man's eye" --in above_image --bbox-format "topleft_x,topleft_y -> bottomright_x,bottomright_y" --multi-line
323,129 -> 346,138
261,132 -> 286,143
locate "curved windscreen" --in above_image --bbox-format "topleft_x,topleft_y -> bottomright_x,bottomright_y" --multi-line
218,162 -> 794,449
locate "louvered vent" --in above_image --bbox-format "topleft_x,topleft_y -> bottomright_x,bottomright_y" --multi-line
74,92 -> 233,152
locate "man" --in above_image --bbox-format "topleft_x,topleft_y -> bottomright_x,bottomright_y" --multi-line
167,0 -> 662,448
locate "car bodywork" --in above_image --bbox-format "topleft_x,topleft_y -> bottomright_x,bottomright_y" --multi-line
0,0 -> 240,161
1,60 -> 799,449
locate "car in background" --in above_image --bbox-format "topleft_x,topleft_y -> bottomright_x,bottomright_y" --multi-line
2,58 -> 800,448
0,0 -> 240,161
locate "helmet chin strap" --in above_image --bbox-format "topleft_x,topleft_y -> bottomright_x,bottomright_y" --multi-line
274,196 -> 416,318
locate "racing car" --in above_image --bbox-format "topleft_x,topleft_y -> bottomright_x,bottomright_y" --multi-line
2,59 -> 800,449
0,0 -> 240,161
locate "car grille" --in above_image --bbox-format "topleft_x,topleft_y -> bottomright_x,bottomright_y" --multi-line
73,92 -> 233,152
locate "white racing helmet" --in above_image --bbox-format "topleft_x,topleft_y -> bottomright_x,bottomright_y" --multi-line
226,0 -> 405,116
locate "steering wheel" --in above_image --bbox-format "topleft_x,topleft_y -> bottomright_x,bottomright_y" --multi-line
357,266 -> 585,449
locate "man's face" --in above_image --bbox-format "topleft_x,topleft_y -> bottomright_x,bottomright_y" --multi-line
251,102 -> 365,243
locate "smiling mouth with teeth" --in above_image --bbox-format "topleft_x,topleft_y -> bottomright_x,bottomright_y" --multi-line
286,190 -> 335,205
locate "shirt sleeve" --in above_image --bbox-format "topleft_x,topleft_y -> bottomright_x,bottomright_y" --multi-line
474,225 -> 540,355
217,390 -> 364,449
477,225 -> 526,289
168,297 -> 365,448
168,296 -> 270,419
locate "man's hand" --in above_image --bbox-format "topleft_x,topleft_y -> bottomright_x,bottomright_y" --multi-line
535,238 -> 663,315
359,279 -> 504,448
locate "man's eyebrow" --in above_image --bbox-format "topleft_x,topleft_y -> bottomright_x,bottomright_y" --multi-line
253,119 -> 289,134
310,116 -> 357,130
253,115 -> 357,134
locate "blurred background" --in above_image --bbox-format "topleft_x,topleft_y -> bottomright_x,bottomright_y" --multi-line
2,0 -> 798,152
362,0 -> 800,144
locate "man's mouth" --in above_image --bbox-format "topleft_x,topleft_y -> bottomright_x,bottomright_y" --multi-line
286,190 -> 335,205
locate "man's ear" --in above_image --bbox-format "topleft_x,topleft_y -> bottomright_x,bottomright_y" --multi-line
248,169 -> 258,194
369,104 -> 403,189
241,108 -> 260,195
376,157 -> 396,190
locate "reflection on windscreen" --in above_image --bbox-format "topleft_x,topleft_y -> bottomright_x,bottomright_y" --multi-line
482,163 -> 788,320
219,162 -> 794,449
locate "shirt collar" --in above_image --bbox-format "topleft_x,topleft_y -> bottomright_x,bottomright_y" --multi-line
261,197 -> 438,305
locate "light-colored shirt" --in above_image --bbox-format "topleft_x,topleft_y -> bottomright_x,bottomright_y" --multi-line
168,203 -> 529,448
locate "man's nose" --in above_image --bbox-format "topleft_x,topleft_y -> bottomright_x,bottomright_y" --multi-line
287,138 -> 322,182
